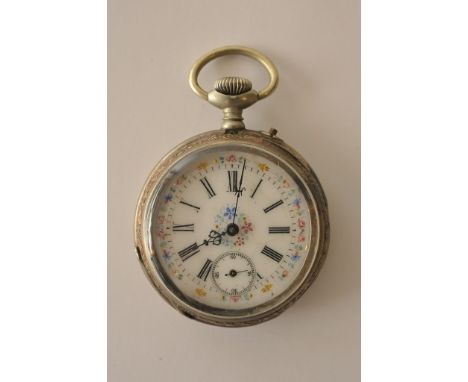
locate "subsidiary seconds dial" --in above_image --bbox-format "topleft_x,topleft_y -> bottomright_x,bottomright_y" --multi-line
212,251 -> 256,296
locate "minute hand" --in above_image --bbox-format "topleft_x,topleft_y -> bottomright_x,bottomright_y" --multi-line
232,159 -> 247,225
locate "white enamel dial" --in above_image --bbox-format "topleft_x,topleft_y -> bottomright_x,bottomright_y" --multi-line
150,147 -> 312,310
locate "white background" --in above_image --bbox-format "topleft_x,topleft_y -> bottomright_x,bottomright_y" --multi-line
1,1 -> 467,381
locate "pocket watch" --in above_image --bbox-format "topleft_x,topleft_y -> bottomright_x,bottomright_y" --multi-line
134,46 -> 330,327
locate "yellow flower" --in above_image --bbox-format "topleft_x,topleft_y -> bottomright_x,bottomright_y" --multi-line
261,283 -> 273,293
195,288 -> 207,297
258,163 -> 270,172
197,162 -> 209,170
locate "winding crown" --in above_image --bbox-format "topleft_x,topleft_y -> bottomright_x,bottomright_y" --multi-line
214,76 -> 252,95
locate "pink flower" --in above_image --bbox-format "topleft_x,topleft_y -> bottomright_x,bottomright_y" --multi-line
242,222 -> 253,234
235,237 -> 245,246
298,218 -> 306,228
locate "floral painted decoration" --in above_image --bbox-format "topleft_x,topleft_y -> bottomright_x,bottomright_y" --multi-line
162,250 -> 171,261
292,198 -> 301,209
241,220 -> 253,234
292,254 -> 301,262
223,206 -> 236,220
215,205 -> 254,247
197,162 -> 209,171
258,163 -> 270,172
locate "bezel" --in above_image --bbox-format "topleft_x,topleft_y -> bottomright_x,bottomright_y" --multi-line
134,129 -> 330,327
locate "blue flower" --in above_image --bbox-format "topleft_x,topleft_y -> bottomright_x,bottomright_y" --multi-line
224,206 -> 236,220
164,194 -> 173,203
292,254 -> 301,262
162,250 -> 171,261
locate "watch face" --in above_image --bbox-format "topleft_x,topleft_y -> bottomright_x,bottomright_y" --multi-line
144,144 -> 316,316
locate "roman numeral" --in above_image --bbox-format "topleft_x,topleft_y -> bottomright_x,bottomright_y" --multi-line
256,272 -> 263,280
227,170 -> 239,192
178,242 -> 200,261
268,226 -> 290,234
261,245 -> 284,263
172,224 -> 195,232
200,177 -> 216,198
250,179 -> 263,198
197,259 -> 213,281
179,200 -> 200,212
263,200 -> 284,213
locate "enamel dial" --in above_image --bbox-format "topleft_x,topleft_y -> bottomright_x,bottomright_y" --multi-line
148,146 -> 313,311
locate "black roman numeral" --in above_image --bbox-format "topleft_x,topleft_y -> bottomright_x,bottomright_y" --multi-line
179,200 -> 200,212
268,226 -> 290,234
250,179 -> 263,198
261,245 -> 284,263
172,224 -> 195,232
200,177 -> 216,198
197,259 -> 213,281
178,242 -> 200,261
263,200 -> 284,213
227,170 -> 239,192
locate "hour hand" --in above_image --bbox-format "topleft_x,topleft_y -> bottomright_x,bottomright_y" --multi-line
208,230 -> 224,245
200,230 -> 225,247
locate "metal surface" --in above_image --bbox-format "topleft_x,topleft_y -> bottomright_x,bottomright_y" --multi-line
134,130 -> 330,327
214,76 -> 252,95
189,46 -> 279,130
189,45 -> 278,100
